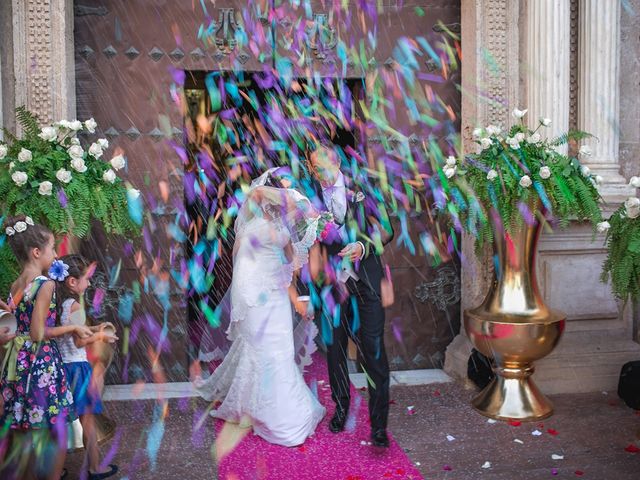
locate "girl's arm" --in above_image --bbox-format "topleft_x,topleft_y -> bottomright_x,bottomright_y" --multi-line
73,330 -> 117,348
32,284 -> 92,341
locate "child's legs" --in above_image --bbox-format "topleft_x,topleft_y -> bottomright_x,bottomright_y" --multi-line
80,413 -> 100,472
0,431 -> 33,480
31,428 -> 66,480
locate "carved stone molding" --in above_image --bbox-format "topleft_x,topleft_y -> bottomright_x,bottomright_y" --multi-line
569,0 -> 579,132
13,0 -> 75,127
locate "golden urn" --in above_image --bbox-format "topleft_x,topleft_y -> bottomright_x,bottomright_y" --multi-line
464,215 -> 565,421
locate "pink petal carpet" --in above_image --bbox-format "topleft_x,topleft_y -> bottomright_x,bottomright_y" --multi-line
214,353 -> 423,480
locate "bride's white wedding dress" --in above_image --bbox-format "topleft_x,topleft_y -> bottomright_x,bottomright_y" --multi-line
195,175 -> 326,447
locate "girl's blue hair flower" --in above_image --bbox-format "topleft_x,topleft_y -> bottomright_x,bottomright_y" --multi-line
48,259 -> 70,282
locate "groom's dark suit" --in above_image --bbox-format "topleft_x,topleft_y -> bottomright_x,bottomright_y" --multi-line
301,175 -> 394,431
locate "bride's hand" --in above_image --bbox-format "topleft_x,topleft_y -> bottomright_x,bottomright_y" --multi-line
294,300 -> 313,320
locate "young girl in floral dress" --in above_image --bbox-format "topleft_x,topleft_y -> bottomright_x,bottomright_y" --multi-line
0,215 -> 92,480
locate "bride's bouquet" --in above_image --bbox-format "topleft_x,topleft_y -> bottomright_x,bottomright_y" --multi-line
316,211 -> 338,242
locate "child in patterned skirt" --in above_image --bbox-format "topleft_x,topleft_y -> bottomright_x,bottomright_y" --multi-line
0,215 -> 92,479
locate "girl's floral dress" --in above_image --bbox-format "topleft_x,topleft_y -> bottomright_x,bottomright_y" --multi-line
1,276 -> 76,429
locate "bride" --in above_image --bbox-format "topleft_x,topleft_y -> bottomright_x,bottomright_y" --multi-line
195,167 -> 326,447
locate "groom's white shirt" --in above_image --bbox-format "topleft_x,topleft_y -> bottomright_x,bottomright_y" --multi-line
321,171 -> 365,284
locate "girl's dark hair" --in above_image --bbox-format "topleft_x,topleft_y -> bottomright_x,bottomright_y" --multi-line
53,254 -> 91,327
4,215 -> 53,263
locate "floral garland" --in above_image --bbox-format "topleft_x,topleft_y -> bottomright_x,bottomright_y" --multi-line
442,108 -> 603,249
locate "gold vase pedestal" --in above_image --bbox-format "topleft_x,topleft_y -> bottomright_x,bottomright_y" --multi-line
464,217 -> 566,421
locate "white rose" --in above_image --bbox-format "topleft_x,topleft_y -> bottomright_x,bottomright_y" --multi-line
487,169 -> 498,181
97,138 -> 109,150
527,133 -> 541,144
629,176 -> 640,188
515,132 -> 526,142
67,145 -> 84,159
472,128 -> 483,139
539,166 -> 551,179
512,108 -> 528,119
88,143 -> 103,159
486,125 -> 502,136
68,120 -> 83,131
110,154 -> 126,171
17,148 -> 32,163
506,137 -> 520,150
624,197 -> 640,219
38,181 -> 53,196
580,165 -> 591,177
69,137 -> 81,146
0,144 -> 7,159
579,145 -> 592,156
446,156 -> 457,167
56,120 -> 71,129
14,221 -> 27,233
444,166 -> 457,179
102,169 -> 117,184
71,158 -> 87,173
596,221 -> 611,233
56,168 -> 72,184
480,138 -> 492,149
38,126 -> 58,142
11,171 -> 28,186
84,118 -> 97,133
519,175 -> 532,188
540,118 -> 552,127
595,175 -> 603,185
9,162 -> 15,170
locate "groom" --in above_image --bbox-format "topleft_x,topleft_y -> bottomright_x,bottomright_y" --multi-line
305,143 -> 394,447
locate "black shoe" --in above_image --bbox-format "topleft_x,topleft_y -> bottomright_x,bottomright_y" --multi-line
329,408 -> 348,433
89,464 -> 119,480
371,428 -> 389,448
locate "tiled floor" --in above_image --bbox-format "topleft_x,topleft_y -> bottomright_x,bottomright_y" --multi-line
65,381 -> 640,479
388,382 -> 640,480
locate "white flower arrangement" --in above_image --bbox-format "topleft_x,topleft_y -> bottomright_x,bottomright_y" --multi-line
0,109 -> 139,249
441,106 -> 603,249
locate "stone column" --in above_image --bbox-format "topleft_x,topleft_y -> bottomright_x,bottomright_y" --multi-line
11,0 -> 76,129
525,0 -> 571,149
443,0 -> 521,381
577,0 -> 633,201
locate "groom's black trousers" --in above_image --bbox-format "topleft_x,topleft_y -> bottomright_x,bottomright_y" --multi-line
324,277 -> 390,431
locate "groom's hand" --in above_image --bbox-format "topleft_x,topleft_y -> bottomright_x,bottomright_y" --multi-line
338,242 -> 364,261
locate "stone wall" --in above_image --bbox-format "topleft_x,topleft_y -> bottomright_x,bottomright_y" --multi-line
620,0 -> 640,180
